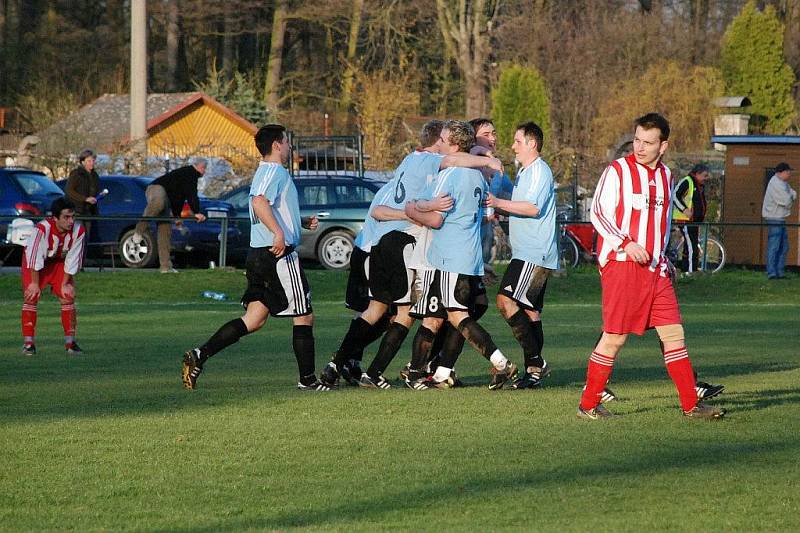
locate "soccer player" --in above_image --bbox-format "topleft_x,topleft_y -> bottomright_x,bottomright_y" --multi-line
405,120 -> 517,390
182,124 -> 329,391
21,197 -> 86,356
577,113 -> 725,420
321,120 -> 501,389
486,122 -> 557,389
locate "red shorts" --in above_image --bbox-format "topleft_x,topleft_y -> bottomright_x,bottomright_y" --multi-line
21,261 -> 72,301
600,261 -> 681,335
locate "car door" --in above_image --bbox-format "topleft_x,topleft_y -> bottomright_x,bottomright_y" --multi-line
296,181 -> 332,259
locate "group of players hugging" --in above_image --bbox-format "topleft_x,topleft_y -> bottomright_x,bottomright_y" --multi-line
22,113 -> 726,420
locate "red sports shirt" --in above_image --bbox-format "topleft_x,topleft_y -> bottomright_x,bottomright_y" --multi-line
590,154 -> 672,270
24,218 -> 86,275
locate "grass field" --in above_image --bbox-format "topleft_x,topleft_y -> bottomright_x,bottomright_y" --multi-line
1,267 -> 798,531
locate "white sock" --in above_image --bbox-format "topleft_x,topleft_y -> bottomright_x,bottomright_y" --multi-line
433,366 -> 452,382
489,349 -> 508,370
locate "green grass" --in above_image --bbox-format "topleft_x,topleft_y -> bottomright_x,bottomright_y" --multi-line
1,268 -> 799,531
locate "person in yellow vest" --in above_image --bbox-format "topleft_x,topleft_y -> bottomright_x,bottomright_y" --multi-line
672,163 -> 709,273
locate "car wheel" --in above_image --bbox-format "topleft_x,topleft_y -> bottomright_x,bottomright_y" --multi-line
316,230 -> 354,270
119,228 -> 158,268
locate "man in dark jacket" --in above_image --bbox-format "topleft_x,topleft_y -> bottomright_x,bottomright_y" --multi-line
133,159 -> 207,273
65,149 -> 100,239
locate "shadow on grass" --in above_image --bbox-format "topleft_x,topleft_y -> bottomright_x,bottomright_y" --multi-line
154,438 -> 799,531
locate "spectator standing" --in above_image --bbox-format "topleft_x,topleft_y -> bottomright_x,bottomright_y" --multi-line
671,163 -> 710,273
762,162 -> 797,279
133,158 -> 207,273
65,149 -> 100,240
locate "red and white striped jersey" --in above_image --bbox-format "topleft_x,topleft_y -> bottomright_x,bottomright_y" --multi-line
591,154 -> 672,270
24,218 -> 86,275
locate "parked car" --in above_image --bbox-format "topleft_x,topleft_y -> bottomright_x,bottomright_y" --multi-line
220,175 -> 384,269
1,167 -> 66,264
53,175 -> 240,268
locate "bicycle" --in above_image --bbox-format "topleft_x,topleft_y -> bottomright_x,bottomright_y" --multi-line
666,224 -> 726,274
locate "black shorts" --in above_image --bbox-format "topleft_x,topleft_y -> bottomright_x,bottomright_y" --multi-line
368,230 -> 416,305
411,270 -> 487,319
498,259 -> 551,312
345,246 -> 370,312
241,247 -> 312,317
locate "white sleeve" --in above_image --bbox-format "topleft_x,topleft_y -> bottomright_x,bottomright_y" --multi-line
64,224 -> 86,275
25,224 -> 47,271
590,165 -> 628,250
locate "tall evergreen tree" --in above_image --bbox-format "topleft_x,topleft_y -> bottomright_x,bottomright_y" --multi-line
721,0 -> 796,133
490,64 -> 552,151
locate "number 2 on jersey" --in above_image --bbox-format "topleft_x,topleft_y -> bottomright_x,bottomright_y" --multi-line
473,187 -> 482,222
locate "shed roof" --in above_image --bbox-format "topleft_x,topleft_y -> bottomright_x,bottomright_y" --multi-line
711,135 -> 800,145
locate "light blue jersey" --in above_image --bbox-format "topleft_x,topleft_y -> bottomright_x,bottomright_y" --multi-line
425,166 -> 486,276
373,150 -> 444,241
249,162 -> 302,248
354,181 -> 394,252
509,157 -> 558,269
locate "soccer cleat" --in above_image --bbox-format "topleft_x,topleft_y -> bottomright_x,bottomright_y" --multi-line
407,375 -> 454,390
511,361 -> 551,389
358,373 -> 392,390
488,361 -> 518,390
297,379 -> 333,391
683,402 -> 726,420
601,387 -> 617,403
320,361 -> 340,387
576,404 -> 617,420
399,362 -> 412,381
65,342 -> 83,355
182,349 -> 203,390
695,381 -> 724,401
21,343 -> 36,356
339,360 -> 363,387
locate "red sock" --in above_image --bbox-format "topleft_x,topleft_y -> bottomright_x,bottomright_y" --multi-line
664,346 -> 697,412
579,351 -> 615,410
22,304 -> 37,343
61,303 -> 76,345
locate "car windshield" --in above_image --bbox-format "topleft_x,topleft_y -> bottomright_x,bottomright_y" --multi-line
13,173 -> 63,195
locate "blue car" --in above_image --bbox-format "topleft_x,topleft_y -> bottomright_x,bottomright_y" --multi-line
57,175 -> 240,268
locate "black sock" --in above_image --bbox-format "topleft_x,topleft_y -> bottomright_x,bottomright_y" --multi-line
334,317 -> 372,366
456,317 -> 497,360
410,326 -> 436,371
438,324 -> 466,369
367,323 -> 409,378
199,318 -> 249,363
529,320 -> 545,368
359,313 -> 391,362
428,325 -> 448,365
293,325 -> 316,379
505,310 -> 541,368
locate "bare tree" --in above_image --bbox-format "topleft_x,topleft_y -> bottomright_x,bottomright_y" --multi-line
339,0 -> 365,109
436,0 -> 500,118
265,0 -> 288,113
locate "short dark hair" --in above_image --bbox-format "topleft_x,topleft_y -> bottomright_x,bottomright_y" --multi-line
444,120 -> 475,153
51,197 -> 75,218
78,149 -> 95,162
689,163 -> 710,176
775,162 -> 794,173
516,121 -> 544,152
254,124 -> 287,156
419,120 -> 445,148
634,113 -> 670,142
469,117 -> 494,132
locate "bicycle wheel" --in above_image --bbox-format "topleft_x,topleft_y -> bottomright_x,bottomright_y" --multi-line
559,234 -> 580,269
699,237 -> 725,273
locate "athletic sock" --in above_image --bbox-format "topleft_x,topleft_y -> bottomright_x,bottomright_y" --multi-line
428,325 -> 448,365
488,349 -> 509,370
456,317 -> 498,361
21,303 -> 37,342
438,324 -> 466,369
367,323 -> 409,379
334,317 -> 372,366
432,365 -> 452,383
579,351 -> 615,410
410,325 -> 436,371
505,310 -> 541,368
61,303 -> 76,346
293,325 -> 316,379
663,346 -> 697,412
529,320 -> 545,368
199,318 -> 249,363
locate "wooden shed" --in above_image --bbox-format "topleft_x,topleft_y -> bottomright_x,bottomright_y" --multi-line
712,135 -> 800,266
38,92 -> 259,166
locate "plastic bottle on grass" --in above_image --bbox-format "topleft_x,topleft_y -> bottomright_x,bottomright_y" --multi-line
201,291 -> 228,301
